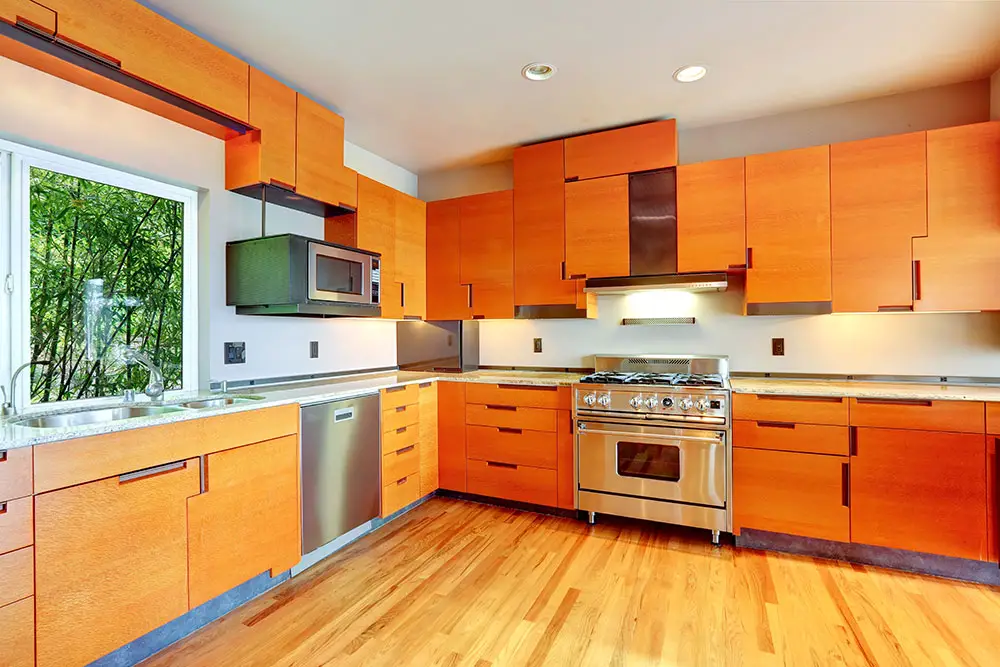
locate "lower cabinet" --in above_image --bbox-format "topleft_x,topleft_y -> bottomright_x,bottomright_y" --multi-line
0,596 -> 34,667
438,381 -> 468,492
466,460 -> 557,507
381,382 -> 439,516
418,382 -> 439,496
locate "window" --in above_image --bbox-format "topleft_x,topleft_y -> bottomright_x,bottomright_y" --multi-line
0,139 -> 198,407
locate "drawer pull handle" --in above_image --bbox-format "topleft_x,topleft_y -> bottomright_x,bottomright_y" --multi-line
119,461 -> 186,484
487,461 -> 518,470
396,426 -> 408,434
0,450 -> 6,462
396,445 -> 416,455
756,421 -> 795,430
396,477 -> 408,486
498,427 -> 523,435
855,398 -> 932,407
757,395 -> 843,404
385,385 -> 407,394
0,502 -> 6,514
841,462 -> 850,507
485,405 -> 517,412
395,406 -> 407,413
497,384 -> 557,392
419,382 -> 433,388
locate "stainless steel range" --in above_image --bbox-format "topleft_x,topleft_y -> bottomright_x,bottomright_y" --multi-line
574,354 -> 731,543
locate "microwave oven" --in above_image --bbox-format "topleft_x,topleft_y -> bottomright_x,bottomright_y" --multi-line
226,234 -> 381,317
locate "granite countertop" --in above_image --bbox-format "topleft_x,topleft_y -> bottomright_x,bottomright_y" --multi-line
731,377 -> 1000,403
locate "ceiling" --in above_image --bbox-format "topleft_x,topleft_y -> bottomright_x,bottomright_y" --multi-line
143,0 -> 1000,175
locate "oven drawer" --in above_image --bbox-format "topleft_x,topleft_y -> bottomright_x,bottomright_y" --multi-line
466,384 -> 570,410
734,420 -> 849,456
733,393 -> 848,426
466,404 -> 556,432
467,426 -> 558,469
467,460 -> 557,507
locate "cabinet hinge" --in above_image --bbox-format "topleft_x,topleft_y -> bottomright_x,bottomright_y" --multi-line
3,274 -> 12,295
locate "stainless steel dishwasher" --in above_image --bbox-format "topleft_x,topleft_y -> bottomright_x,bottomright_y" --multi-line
300,393 -> 381,554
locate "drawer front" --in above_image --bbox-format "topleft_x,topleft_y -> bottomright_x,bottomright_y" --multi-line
383,444 -> 420,482
0,496 -> 33,555
465,383 -> 570,410
467,425 -> 558,469
0,596 -> 34,667
0,447 -> 32,502
849,398 -> 985,433
733,393 -> 848,426
734,420 -> 849,456
383,404 -> 420,432
988,402 -> 1000,435
382,473 -> 421,516
466,404 -> 556,432
0,546 -> 33,607
467,460 -> 558,507
382,384 -> 419,411
382,423 -> 420,456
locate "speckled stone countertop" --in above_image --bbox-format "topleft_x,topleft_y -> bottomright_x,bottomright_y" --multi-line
731,377 -> 1000,403
0,369 -> 581,451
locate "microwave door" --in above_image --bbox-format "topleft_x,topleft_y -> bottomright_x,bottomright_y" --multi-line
308,243 -> 371,304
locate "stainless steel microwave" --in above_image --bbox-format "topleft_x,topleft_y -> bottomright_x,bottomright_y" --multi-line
226,234 -> 381,317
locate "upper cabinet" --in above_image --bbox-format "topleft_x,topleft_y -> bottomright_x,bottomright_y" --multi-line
831,132 -> 927,313
564,175 -> 630,279
676,157 -> 747,273
913,121 -> 1000,312
745,145 -> 832,310
460,191 -> 515,319
427,199 -> 472,321
564,119 -> 677,181
226,67 -> 297,191
0,0 -> 56,33
358,176 -> 402,319
296,94 -> 358,210
395,191 -> 427,320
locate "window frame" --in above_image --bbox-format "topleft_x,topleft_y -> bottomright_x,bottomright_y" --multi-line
0,137 -> 199,409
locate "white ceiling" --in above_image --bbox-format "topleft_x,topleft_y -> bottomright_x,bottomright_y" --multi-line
143,0 -> 1000,175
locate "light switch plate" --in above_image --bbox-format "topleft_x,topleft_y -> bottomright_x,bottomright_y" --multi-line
533,338 -> 543,353
225,342 -> 246,365
310,341 -> 319,359
772,338 -> 785,356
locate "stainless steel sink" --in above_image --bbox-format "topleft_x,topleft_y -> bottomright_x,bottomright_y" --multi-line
11,405 -> 187,429
179,396 -> 261,409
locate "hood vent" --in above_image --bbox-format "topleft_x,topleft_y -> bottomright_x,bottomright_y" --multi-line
585,272 -> 728,295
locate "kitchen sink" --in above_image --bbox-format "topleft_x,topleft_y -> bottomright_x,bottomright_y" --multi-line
10,405 -> 188,429
179,396 -> 262,409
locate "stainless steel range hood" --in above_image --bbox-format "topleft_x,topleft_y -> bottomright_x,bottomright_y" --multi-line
583,168 -> 731,295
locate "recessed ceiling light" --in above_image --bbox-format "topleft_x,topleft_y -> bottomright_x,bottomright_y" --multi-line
522,63 -> 556,81
673,65 -> 707,83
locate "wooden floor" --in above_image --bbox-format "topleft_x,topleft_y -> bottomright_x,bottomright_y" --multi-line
144,497 -> 1000,667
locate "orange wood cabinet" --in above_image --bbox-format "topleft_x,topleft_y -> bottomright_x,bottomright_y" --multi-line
564,175 -> 629,279
733,448 -> 849,542
556,409 -> 574,510
831,132 -> 927,313
0,445 -> 32,501
988,403 -> 1000,435
848,397 -> 985,434
732,393 -> 848,426
913,121 -> 1000,312
465,383 -> 571,410
187,435 -> 301,608
0,496 -> 32,555
564,119 -> 677,181
296,94 -> 357,210
460,190 -> 515,319
383,403 -> 419,432
0,546 -> 33,608
466,404 -> 557,432
990,435 -> 998,563
0,0 -> 56,33
466,459 -> 557,507
381,385 -> 422,516
513,140 -> 579,306
676,157 -> 747,272
466,426 -> 558,469
225,67 -> 297,191
396,191 -> 427,319
356,175 -> 402,319
851,427 -> 988,560
438,381 -> 468,492
0,596 -> 34,667
745,145 -> 832,306
733,420 -> 849,456
418,382 -> 439,496
34,457 -> 200,667
426,199 -> 472,320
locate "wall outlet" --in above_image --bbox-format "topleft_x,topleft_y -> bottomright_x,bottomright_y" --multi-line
310,341 -> 319,359
772,338 -> 785,356
533,338 -> 543,353
224,342 -> 246,365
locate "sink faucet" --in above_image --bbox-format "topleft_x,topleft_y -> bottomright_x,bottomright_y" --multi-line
1,360 -> 51,418
122,348 -> 165,402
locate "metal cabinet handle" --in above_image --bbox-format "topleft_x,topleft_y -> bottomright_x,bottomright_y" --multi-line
757,394 -> 843,404
912,260 -> 922,301
497,427 -> 522,435
396,426 -> 408,434
0,450 -> 7,463
385,385 -> 407,394
119,461 -> 186,484
841,462 -> 850,507
487,461 -> 517,470
0,502 -> 6,513
497,384 -> 557,392
756,421 -> 795,430
485,404 -> 517,412
855,398 -> 932,407
419,382 -> 432,388
396,445 -> 416,455
395,405 -> 407,413
396,477 -> 408,486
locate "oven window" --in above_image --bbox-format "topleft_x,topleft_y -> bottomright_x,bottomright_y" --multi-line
616,441 -> 681,482
315,255 -> 363,295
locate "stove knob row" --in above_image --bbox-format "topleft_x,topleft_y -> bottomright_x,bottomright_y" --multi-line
583,392 -> 597,406
678,397 -> 694,411
597,394 -> 611,407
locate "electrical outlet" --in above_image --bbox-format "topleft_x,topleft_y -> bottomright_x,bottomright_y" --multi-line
772,338 -> 785,356
533,338 -> 543,353
225,342 -> 246,365
310,341 -> 319,359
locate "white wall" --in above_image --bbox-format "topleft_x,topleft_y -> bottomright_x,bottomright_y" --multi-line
0,55 -> 414,386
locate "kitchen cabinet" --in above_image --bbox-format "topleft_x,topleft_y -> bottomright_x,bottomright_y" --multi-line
0,546 -> 33,608
848,397 -> 984,434
381,385 -> 422,516
418,382 -> 439,496
296,94 -> 357,210
426,199 -> 472,320
0,496 -> 32,556
396,191 -> 427,319
187,435 -> 300,608
460,190 -> 515,319
0,445 -> 32,503
466,460 -> 557,506
438,381 -> 468,492
564,175 -> 630,279
356,175 -> 402,319
831,132 -> 927,313
990,433 -> 998,563
564,119 -> 677,181
733,420 -> 849,456
34,458 -> 200,667
676,157 -> 747,272
733,448 -> 849,542
0,0 -> 56,33
225,67 -> 297,191
732,393 -> 848,426
851,427 -> 988,560
513,140 -> 579,306
913,121 -> 1000,312
745,145 -> 832,308
0,596 -> 34,667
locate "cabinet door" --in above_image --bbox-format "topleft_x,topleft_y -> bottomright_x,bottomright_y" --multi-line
438,382 -> 467,492
831,132 -> 927,312
426,199 -> 472,320
851,428 -> 987,560
188,435 -> 300,608
0,0 -> 56,33
35,459 -> 199,667
0,596 -> 34,667
296,94 -> 353,208
513,141 -> 578,306
396,191 -> 427,319
913,122 -> 1000,312
677,158 -> 747,273
564,119 -> 677,181
250,67 -> 296,188
733,448 -> 849,542
459,190 -> 514,319
418,382 -> 439,496
357,176 -> 402,319
746,145 -> 832,305
564,175 -> 629,279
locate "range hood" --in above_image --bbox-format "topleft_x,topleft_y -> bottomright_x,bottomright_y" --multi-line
583,168 -> 732,295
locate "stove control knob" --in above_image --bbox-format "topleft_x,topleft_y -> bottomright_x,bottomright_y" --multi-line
597,394 -> 611,407
661,397 -> 674,408
645,396 -> 659,409
678,397 -> 694,411
583,393 -> 597,406
696,398 -> 711,412
629,396 -> 643,409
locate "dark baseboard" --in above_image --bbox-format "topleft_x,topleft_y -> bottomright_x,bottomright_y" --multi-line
437,489 -> 580,520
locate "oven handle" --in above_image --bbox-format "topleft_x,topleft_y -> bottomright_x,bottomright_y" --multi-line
579,427 -> 723,444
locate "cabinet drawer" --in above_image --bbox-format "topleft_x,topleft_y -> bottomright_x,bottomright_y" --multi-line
467,460 -> 557,507
466,404 -> 556,432
0,447 -> 32,502
849,398 -> 984,433
0,496 -> 33,555
383,403 -> 420,432
733,420 -> 849,456
382,472 -> 420,516
0,546 -> 33,607
733,393 -> 848,426
383,444 -> 420,482
465,383 -> 570,410
988,402 -> 1000,435
0,596 -> 34,667
382,423 -> 420,456
467,425 -> 558,469
382,384 -> 419,411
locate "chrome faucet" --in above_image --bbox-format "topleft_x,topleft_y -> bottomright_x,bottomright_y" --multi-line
1,360 -> 51,418
122,348 -> 165,402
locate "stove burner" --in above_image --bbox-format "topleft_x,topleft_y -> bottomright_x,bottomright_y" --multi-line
579,372 -> 724,387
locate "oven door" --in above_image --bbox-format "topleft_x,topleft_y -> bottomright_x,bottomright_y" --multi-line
578,420 -> 726,508
308,242 -> 373,304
